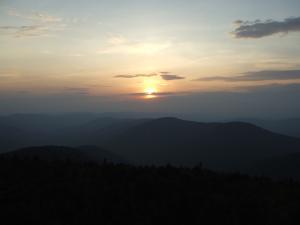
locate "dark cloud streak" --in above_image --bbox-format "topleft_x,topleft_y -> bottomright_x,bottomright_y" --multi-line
114,73 -> 157,78
161,74 -> 185,80
114,72 -> 185,81
128,91 -> 191,97
232,17 -> 300,38
196,70 -> 300,82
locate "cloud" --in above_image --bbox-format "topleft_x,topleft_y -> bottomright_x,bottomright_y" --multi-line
63,87 -> 90,95
67,53 -> 84,57
98,35 -> 171,54
114,73 -> 157,78
7,8 -> 62,23
0,24 -> 65,38
0,75 -> 11,80
195,70 -> 300,82
231,17 -> 300,38
243,82 -> 300,94
0,8 -> 65,38
128,91 -> 190,97
0,25 -> 52,37
114,72 -> 185,81
0,72 -> 20,80
107,35 -> 127,45
161,74 -> 185,81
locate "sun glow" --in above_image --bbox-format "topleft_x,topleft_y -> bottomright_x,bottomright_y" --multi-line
145,87 -> 156,95
144,87 -> 157,99
142,78 -> 160,99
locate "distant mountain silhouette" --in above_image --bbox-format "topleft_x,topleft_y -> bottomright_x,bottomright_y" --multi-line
0,114 -> 150,151
52,117 -> 150,145
1,145 -> 126,164
106,117 -> 300,170
2,114 -> 300,175
0,121 -> 30,150
0,113 -> 100,133
0,113 -> 102,151
242,118 -> 300,138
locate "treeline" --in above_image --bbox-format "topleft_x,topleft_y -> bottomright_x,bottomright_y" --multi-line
1,157 -> 300,225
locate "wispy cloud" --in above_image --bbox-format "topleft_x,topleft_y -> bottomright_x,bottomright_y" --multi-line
98,35 -> 171,54
231,17 -> 300,38
0,70 -> 20,80
0,74 -> 12,80
63,87 -> 90,95
67,53 -> 84,57
0,8 -> 65,38
114,73 -> 158,78
0,25 -> 60,38
107,35 -> 127,45
195,70 -> 300,82
7,8 -> 62,23
98,42 -> 171,55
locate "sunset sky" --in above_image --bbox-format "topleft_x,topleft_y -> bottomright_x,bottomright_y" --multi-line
1,0 -> 300,117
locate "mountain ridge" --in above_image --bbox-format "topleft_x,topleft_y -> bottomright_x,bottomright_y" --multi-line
106,117 -> 300,170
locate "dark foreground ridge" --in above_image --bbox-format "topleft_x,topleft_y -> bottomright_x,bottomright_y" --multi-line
1,157 -> 300,225
1,145 -> 126,164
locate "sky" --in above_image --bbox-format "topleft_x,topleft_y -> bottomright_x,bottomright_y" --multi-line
0,0 -> 300,118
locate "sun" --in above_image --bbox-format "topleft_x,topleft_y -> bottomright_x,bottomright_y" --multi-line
142,79 -> 159,99
143,87 -> 157,99
145,87 -> 157,95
